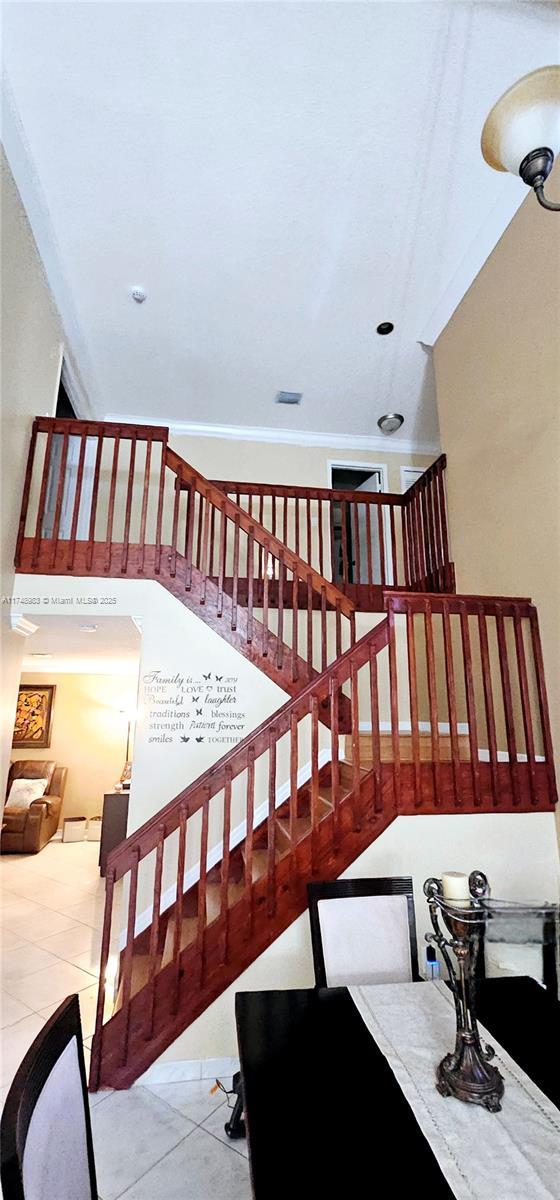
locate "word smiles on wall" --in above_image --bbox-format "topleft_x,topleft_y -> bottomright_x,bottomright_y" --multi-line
142,670 -> 247,748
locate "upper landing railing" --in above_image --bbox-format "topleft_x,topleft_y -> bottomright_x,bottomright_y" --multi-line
15,419 -> 454,615
212,454 -> 455,605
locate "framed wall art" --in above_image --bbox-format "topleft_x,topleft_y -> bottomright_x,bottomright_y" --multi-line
12,684 -> 56,750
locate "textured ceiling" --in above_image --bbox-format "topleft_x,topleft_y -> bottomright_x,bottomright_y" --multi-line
3,1 -> 558,449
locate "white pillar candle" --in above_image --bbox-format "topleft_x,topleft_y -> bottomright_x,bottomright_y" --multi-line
442,871 -> 470,907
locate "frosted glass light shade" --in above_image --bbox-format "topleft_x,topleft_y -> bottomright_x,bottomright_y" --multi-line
481,66 -> 560,175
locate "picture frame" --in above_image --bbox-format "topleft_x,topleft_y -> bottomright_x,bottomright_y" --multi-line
12,684 -> 56,750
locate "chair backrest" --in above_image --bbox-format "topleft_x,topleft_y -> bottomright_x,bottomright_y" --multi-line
307,877 -> 420,988
0,995 -> 97,1200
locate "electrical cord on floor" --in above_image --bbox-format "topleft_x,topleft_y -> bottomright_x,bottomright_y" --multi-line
210,1078 -> 236,1109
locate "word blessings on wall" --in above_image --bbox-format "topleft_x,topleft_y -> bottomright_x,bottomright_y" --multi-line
143,670 -> 247,747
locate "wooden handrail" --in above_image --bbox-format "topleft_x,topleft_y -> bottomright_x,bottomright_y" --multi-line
16,417 -> 357,689
210,454 -> 454,597
212,479 -> 406,506
105,616 -> 390,881
383,590 -> 557,812
32,415 -> 169,440
90,587 -> 555,1089
166,448 -> 356,619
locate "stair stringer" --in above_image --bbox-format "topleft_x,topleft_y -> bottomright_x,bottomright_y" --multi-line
16,539 -> 354,731
95,772 -> 395,1089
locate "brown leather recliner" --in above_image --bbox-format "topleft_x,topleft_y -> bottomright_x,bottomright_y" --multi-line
2,761 -> 67,854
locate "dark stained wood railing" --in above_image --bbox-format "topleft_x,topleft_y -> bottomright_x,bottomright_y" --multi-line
15,419 -> 556,1093
384,592 -> 558,814
89,589 -> 555,1090
15,417 -> 357,689
212,453 -> 454,605
89,617 -> 392,1090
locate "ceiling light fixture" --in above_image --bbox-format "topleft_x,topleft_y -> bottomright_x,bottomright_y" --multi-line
31,652 -> 53,659
481,66 -> 560,212
79,624 -> 98,633
130,286 -> 147,303
377,413 -> 404,435
376,322 -> 394,335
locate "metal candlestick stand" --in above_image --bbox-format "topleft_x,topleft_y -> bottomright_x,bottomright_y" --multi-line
423,871 -> 558,1113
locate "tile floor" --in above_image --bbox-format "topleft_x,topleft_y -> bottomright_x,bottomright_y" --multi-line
1,838 -> 252,1198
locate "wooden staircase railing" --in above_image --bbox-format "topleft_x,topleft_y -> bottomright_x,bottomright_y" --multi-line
89,591 -> 555,1090
14,418 -> 556,1094
15,417 -> 357,699
212,453 -> 455,606
384,592 -> 558,812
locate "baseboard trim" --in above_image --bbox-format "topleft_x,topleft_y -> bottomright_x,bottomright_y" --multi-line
136,1056 -> 240,1086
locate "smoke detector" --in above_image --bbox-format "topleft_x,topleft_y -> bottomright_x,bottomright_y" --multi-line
275,391 -> 302,406
130,286 -> 147,304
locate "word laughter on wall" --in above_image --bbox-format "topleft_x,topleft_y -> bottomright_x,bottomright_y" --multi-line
143,670 -> 247,746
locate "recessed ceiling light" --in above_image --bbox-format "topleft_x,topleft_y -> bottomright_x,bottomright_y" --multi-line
376,322 -> 394,335
31,652 -> 53,659
79,624 -> 98,633
275,391 -> 302,405
377,413 -> 404,434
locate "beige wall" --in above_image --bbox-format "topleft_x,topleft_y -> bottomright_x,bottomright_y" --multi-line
171,433 -> 434,494
0,152 -> 63,796
433,174 -> 560,803
11,672 -> 139,822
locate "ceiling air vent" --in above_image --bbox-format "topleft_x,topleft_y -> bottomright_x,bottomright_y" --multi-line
275,391 -> 302,405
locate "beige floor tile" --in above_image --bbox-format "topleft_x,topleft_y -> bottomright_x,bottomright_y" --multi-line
37,921 -> 101,964
4,958 -> 98,1011
2,906 -> 80,942
0,897 -> 47,928
91,1087 -> 194,1200
0,1013 -> 46,1088
5,875 -> 93,913
0,991 -> 35,1029
0,928 -> 29,952
2,941 -> 62,984
59,896 -> 105,930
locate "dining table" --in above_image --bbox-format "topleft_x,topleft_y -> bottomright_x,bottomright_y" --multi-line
235,976 -> 560,1199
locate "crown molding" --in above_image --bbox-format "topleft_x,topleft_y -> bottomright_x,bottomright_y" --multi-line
104,414 -> 440,457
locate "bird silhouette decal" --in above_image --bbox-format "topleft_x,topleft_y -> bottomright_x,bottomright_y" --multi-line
196,708 -> 202,716
180,736 -> 190,743
203,672 -> 211,680
195,736 -> 204,743
215,674 -> 223,682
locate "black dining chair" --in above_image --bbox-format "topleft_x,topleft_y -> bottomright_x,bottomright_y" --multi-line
307,877 -> 420,988
1,994 -> 98,1200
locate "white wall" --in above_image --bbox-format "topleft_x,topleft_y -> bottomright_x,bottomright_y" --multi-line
12,575 -> 286,835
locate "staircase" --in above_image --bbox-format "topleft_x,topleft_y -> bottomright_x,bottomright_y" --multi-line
14,417 -> 557,1090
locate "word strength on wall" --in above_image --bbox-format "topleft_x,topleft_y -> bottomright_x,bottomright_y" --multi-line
143,670 -> 247,746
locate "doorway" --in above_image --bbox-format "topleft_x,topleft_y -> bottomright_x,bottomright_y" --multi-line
42,364 -> 96,541
328,462 -> 390,586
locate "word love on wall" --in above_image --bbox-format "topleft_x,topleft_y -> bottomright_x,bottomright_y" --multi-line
142,670 -> 247,747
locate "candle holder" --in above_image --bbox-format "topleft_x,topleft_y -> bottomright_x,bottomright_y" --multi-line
424,871 -> 503,1111
424,872 -> 558,1114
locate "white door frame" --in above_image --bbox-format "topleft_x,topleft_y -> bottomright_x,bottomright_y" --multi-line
400,465 -> 424,494
327,460 -> 393,584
